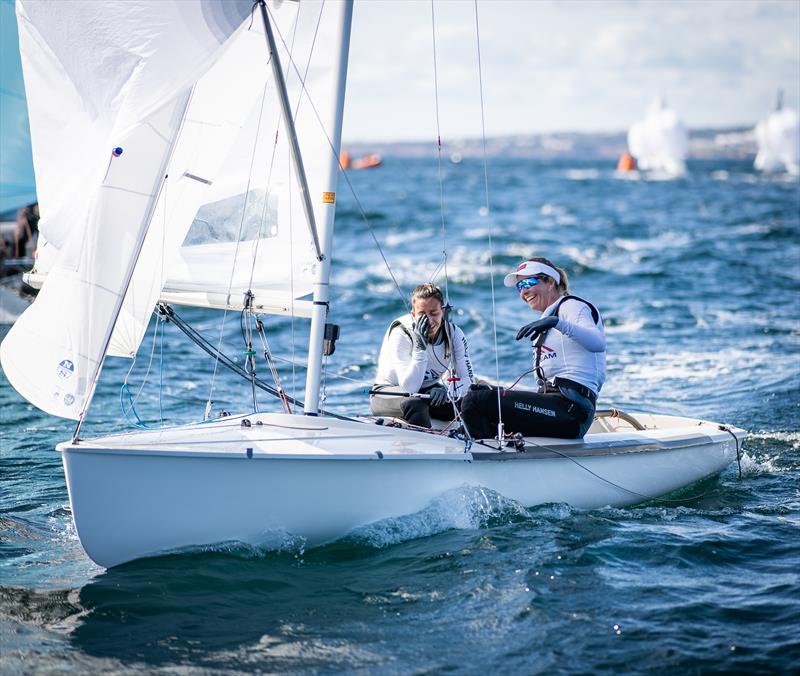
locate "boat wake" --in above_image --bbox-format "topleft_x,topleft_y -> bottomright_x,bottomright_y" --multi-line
346,486 -> 531,549
118,487 -> 532,562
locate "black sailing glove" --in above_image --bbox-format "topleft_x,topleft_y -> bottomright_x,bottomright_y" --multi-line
515,315 -> 558,341
412,315 -> 429,352
427,385 -> 449,407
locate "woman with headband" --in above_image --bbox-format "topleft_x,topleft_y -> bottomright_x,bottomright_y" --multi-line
460,257 -> 606,440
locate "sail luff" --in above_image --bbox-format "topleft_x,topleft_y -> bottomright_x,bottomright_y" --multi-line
303,0 -> 353,415
258,0 -> 323,261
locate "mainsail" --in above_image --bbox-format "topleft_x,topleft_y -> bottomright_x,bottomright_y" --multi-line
627,98 -> 688,175
1,0 -> 349,420
754,94 -> 800,176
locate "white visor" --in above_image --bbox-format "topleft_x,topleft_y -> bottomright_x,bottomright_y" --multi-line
503,261 -> 561,287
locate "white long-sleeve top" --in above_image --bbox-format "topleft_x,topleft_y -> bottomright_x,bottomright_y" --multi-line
535,296 -> 606,395
375,313 -> 474,399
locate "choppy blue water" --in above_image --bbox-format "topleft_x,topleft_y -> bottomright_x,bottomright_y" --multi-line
1,157 -> 799,674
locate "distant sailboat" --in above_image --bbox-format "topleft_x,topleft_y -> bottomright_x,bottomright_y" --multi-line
754,91 -> 800,176
627,98 -> 688,176
350,153 -> 382,169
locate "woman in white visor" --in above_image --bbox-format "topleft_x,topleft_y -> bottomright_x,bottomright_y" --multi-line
461,257 -> 606,440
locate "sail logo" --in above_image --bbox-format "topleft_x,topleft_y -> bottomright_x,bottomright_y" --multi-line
540,345 -> 557,362
57,359 -> 75,380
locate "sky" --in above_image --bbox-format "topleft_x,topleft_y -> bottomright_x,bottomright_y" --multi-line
341,0 -> 800,143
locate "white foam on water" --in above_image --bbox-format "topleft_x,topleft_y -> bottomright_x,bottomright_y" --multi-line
732,222 -> 772,235
604,318 -> 646,334
564,169 -> 600,181
613,231 -> 691,253
348,485 -> 528,548
188,530 -> 308,559
738,451 -> 785,475
385,229 -> 430,247
747,430 -> 800,448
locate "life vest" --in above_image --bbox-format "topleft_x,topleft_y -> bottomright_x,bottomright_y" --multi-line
534,295 -> 600,382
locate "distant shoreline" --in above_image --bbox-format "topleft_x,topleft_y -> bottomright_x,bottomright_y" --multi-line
343,126 -> 756,160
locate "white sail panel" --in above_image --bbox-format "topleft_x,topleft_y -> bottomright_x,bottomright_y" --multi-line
1,0 -> 252,418
754,107 -> 800,176
106,20 -> 284,356
156,0 -> 346,315
0,96 -> 190,418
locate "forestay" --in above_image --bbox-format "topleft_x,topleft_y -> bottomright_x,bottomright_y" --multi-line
2,0 -> 347,420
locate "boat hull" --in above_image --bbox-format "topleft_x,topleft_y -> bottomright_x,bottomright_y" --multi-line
59,412 -> 742,568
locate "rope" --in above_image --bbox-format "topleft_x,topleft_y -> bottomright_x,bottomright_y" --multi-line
255,316 -> 292,413
119,311 -> 161,429
718,424 -> 743,478
473,0 -> 504,440
203,81 -> 272,419
240,294 -> 259,412
527,442 -> 722,505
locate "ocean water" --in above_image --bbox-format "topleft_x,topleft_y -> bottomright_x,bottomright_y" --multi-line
1,157 -> 798,674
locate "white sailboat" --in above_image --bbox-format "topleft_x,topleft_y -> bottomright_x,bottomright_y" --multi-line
627,97 -> 689,176
754,91 -> 800,176
2,0 -> 744,568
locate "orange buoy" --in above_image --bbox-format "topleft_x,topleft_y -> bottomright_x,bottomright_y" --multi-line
617,151 -> 636,172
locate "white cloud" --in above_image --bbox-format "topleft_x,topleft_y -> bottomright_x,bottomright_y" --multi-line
342,0 -> 800,142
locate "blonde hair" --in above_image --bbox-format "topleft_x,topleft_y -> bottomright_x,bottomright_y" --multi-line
527,256 -> 570,295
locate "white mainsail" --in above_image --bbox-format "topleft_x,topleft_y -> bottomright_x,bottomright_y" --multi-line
155,0 -> 350,325
627,98 -> 688,175
1,0 -> 343,419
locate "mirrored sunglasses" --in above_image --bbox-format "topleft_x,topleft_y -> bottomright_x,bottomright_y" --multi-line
515,277 -> 546,291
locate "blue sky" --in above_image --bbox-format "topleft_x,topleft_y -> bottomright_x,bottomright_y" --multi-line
342,0 -> 800,143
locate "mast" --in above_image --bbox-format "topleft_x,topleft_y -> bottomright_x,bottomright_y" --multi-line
302,0 -> 353,415
257,0 -> 323,261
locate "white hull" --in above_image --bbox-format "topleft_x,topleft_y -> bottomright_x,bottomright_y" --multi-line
58,411 -> 744,568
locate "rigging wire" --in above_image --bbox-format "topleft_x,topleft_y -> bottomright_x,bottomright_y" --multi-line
158,173 -> 169,427
254,315 -> 292,413
265,8 -> 409,310
473,0 -> 504,440
157,303 -> 357,422
428,0 -> 450,303
120,311 -> 161,429
204,81 -> 271,418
